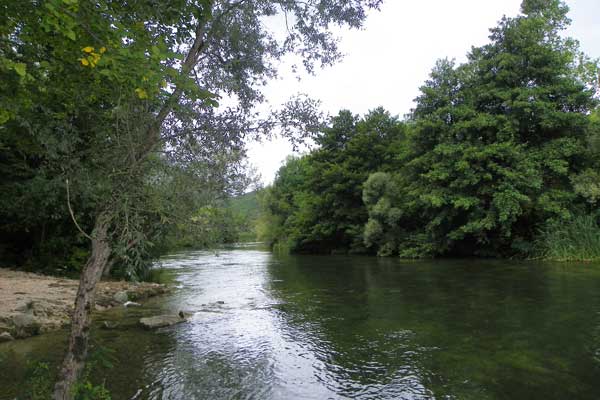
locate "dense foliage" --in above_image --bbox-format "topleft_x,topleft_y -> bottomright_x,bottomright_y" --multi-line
0,0 -> 382,277
0,0 -> 248,276
263,0 -> 600,260
227,191 -> 261,242
1,1 -> 383,395
260,108 -> 406,253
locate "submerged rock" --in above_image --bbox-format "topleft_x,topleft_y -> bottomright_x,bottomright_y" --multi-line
139,313 -> 189,329
12,313 -> 41,338
102,321 -> 119,330
113,291 -> 129,304
0,331 -> 14,342
124,301 -> 141,307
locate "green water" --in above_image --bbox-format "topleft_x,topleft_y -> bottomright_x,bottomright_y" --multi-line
2,245 -> 600,399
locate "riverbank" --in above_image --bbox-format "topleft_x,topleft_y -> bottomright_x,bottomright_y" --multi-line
0,268 -> 169,341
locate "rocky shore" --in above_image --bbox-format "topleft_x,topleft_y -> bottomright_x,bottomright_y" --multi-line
0,268 -> 169,341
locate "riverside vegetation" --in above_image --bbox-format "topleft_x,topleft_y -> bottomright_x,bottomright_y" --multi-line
1,0 -> 599,398
1,0 -> 384,398
259,0 -> 600,262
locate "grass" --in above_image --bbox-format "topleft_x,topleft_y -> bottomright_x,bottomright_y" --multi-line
139,267 -> 174,284
537,215 -> 600,262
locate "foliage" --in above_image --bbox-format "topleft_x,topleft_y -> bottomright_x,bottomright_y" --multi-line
21,359 -> 111,400
261,108 -> 406,253
226,190 -> 261,242
363,0 -> 599,258
363,172 -> 436,257
536,214 -> 600,261
22,362 -> 54,400
0,0 -> 382,277
139,267 -> 173,285
72,382 -> 111,400
1,1 -> 385,395
262,1 -> 600,260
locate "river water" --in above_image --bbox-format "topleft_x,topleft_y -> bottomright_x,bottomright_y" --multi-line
2,244 -> 600,399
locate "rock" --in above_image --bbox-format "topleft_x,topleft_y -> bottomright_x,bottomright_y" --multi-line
95,304 -> 109,311
124,301 -> 141,307
102,321 -> 119,330
139,314 -> 188,329
178,310 -> 195,319
0,332 -> 14,342
16,300 -> 35,313
12,313 -> 41,338
113,290 -> 129,304
216,301 -> 225,305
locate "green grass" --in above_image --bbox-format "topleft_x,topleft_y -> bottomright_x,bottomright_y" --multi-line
537,215 -> 600,262
138,267 -> 174,284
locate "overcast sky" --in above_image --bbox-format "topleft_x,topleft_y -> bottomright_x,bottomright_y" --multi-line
247,0 -> 600,186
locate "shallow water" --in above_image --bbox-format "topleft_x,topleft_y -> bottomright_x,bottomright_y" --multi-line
2,244 -> 600,399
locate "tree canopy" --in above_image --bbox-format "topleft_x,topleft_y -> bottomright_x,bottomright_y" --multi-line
262,0 -> 600,259
1,0 -> 384,397
260,108 -> 406,253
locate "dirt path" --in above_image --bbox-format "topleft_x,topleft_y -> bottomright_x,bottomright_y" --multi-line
0,268 -> 168,341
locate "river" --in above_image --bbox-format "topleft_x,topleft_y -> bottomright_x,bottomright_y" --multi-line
1,244 -> 600,399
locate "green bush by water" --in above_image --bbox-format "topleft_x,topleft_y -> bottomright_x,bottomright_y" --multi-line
20,344 -> 114,400
537,215 -> 600,261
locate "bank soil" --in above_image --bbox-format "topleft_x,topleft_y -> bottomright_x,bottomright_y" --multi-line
0,268 -> 169,341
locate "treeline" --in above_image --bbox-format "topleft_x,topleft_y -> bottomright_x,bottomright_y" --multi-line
259,1 -> 600,260
0,12 -> 253,280
0,146 -> 250,280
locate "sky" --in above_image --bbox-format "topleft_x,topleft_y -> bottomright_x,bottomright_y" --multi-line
247,0 -> 600,186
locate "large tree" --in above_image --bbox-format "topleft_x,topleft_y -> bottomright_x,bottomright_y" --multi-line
1,0 -> 383,398
261,108 -> 406,254
364,0 -> 599,257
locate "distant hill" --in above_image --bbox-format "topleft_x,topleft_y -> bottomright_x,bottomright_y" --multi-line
230,190 -> 260,219
229,191 -> 261,241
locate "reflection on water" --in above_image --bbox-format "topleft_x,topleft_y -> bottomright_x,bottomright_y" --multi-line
2,244 -> 600,399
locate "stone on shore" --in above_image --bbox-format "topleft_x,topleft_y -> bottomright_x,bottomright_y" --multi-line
0,268 -> 170,340
0,331 -> 14,342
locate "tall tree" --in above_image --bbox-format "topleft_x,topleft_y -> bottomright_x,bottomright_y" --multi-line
1,0 -> 383,397
262,108 -> 406,253
364,0 -> 599,257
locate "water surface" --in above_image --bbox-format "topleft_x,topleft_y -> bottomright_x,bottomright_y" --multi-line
2,245 -> 600,399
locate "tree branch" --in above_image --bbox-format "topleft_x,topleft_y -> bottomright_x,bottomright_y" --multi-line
66,179 -> 93,241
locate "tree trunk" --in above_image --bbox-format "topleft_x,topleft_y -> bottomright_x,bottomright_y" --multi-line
53,15 -> 210,400
53,214 -> 112,400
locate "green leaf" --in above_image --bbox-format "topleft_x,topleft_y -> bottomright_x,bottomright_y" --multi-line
0,109 -> 10,124
14,63 -> 26,77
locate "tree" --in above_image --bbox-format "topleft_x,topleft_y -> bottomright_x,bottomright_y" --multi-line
2,0 -> 383,397
262,108 -> 406,253
364,0 -> 599,257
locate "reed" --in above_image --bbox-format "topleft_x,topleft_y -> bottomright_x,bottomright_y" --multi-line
537,215 -> 600,262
